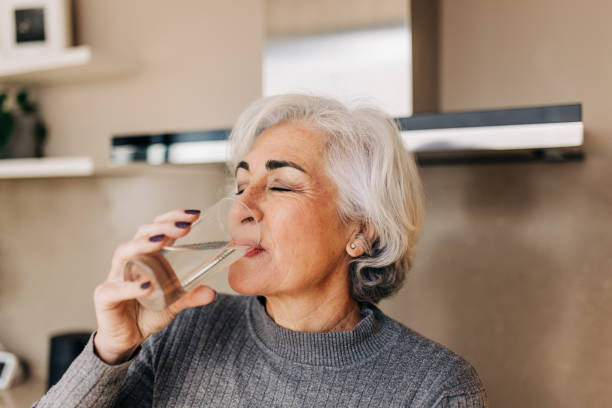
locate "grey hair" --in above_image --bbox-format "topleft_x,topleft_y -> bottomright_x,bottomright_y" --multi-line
227,94 -> 424,304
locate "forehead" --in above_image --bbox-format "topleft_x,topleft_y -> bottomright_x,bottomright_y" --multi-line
244,122 -> 326,170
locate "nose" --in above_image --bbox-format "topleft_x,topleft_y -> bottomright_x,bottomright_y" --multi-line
229,190 -> 262,246
233,201 -> 260,225
234,187 -> 263,224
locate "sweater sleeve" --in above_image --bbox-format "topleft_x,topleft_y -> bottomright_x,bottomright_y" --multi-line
430,364 -> 489,408
112,333 -> 158,407
32,333 -> 144,408
433,390 -> 489,408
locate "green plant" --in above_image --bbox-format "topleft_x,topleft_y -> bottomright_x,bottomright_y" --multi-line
0,90 -> 47,157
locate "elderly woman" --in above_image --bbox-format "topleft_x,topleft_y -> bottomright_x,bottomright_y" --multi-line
36,94 -> 487,407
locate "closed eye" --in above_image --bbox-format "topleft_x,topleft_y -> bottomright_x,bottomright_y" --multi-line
235,185 -> 295,195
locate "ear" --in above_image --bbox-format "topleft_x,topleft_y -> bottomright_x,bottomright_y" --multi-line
345,221 -> 377,258
346,238 -> 365,257
360,220 -> 378,244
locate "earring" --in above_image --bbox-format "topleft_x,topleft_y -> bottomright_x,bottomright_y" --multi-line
350,242 -> 356,249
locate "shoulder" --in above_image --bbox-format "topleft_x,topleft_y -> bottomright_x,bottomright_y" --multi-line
373,308 -> 487,404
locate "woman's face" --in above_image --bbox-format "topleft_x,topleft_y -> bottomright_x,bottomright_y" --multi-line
228,122 -> 356,298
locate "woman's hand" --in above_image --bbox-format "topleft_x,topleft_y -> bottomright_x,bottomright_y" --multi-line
92,209 -> 217,365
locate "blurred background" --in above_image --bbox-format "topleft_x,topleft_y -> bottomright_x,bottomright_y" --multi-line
0,0 -> 611,406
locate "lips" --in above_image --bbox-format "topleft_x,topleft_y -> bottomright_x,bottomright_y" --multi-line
244,246 -> 265,258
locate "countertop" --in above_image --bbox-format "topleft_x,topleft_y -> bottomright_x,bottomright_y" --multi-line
0,379 -> 45,408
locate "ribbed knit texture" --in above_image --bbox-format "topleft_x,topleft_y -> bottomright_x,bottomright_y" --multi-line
35,294 -> 487,407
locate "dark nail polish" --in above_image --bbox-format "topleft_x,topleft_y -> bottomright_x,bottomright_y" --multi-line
149,234 -> 165,242
140,281 -> 151,289
185,209 -> 201,214
175,221 -> 191,229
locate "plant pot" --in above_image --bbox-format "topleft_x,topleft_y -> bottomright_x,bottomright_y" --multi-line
0,111 -> 45,159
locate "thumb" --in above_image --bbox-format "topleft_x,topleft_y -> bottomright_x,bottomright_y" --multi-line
167,285 -> 216,315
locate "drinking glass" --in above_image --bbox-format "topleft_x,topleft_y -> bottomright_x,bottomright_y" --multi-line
123,197 -> 260,311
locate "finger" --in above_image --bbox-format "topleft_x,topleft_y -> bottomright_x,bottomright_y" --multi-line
108,236 -> 170,280
94,280 -> 154,310
133,220 -> 195,240
153,209 -> 201,224
166,285 -> 216,315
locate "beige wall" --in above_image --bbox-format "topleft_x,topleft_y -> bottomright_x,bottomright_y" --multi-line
384,0 -> 612,407
0,0 -> 262,381
43,0 -> 263,166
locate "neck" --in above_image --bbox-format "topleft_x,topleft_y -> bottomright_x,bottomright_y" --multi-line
264,289 -> 362,332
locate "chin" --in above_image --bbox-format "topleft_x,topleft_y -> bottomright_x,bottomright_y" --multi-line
228,264 -> 263,296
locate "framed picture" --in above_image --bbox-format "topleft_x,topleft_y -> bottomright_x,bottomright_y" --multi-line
0,0 -> 72,58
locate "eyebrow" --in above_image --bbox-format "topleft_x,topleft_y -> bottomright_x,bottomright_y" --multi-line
235,160 -> 307,175
266,160 -> 307,173
236,161 -> 249,175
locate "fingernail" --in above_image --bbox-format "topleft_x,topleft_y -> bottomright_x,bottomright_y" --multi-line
149,234 -> 165,242
140,281 -> 151,289
185,209 -> 201,214
175,221 -> 191,229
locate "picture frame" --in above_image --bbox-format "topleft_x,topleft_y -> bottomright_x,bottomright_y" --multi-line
0,0 -> 72,59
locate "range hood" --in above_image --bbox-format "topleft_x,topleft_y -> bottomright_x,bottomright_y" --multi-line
111,104 -> 583,166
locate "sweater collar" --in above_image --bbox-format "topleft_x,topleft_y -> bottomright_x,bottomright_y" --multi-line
246,296 -> 399,367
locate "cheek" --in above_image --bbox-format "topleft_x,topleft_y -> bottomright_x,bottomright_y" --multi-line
267,199 -> 317,253
228,203 -> 351,296
267,197 -> 346,266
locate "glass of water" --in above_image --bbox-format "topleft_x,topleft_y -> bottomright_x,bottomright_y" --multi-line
123,197 -> 260,311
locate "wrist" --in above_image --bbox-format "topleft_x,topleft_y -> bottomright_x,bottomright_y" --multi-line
93,332 -> 140,365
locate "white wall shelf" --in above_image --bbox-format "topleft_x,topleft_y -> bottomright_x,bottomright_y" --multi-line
0,46 -> 136,85
0,157 -> 94,179
0,157 -> 224,179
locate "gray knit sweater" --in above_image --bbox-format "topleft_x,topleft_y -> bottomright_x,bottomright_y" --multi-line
35,294 -> 487,407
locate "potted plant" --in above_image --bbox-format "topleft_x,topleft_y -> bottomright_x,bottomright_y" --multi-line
0,90 -> 47,159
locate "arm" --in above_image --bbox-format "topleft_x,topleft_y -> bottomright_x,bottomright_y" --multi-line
33,333 -> 146,408
432,390 -> 488,408
430,364 -> 488,408
34,330 -> 164,408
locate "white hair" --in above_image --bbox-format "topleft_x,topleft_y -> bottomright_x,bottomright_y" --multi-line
227,94 -> 424,304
